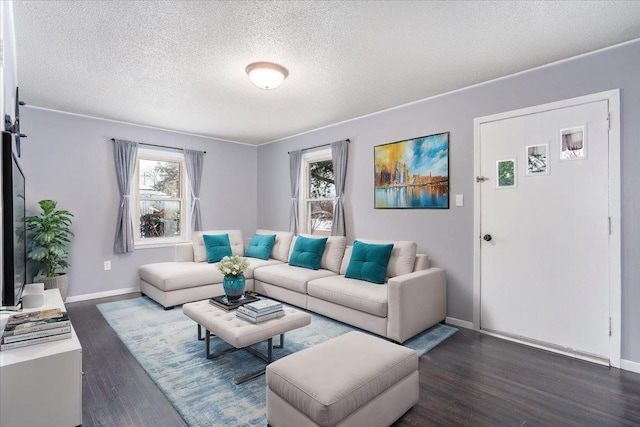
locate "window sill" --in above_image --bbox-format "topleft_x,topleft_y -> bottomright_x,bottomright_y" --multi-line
134,240 -> 190,250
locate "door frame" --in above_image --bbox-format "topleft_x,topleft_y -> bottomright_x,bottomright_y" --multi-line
472,89 -> 621,368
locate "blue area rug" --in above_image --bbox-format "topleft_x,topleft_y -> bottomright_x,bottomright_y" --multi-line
98,296 -> 457,426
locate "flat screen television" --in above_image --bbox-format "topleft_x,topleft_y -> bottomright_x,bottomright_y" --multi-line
1,131 -> 26,309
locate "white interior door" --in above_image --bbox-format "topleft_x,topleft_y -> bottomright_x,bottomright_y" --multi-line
478,99 -> 611,360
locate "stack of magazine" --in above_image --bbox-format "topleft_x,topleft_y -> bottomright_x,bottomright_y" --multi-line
236,298 -> 284,323
1,308 -> 71,351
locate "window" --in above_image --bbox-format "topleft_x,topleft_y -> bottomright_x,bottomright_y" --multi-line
300,149 -> 334,235
134,148 -> 189,246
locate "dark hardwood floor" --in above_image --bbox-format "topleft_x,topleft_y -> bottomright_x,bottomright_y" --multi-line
67,293 -> 640,426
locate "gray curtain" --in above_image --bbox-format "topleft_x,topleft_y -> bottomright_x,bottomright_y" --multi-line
289,150 -> 302,234
183,149 -> 204,231
113,139 -> 139,254
331,140 -> 349,236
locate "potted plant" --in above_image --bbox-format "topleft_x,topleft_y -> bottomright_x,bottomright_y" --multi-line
26,199 -> 74,301
217,255 -> 249,301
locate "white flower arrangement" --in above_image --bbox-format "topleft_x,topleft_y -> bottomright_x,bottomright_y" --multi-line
217,255 -> 249,278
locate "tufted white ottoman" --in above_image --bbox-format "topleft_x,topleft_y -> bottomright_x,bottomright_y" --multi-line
266,331 -> 419,427
183,299 -> 311,384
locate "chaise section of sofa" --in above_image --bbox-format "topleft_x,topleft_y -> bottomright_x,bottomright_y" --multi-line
138,229 -> 293,308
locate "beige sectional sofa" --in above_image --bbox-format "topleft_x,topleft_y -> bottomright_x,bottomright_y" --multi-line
138,229 -> 446,343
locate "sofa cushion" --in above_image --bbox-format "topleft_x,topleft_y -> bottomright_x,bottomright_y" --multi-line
341,239 -> 417,278
345,240 -> 393,284
139,262 -> 226,291
193,230 -> 243,262
290,234 -> 347,274
308,276 -> 388,317
256,229 -> 294,262
243,257 -> 283,271
203,233 -> 232,263
289,236 -> 328,270
254,264 -> 336,294
244,233 -> 277,260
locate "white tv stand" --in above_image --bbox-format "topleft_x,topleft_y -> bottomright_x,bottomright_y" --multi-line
0,289 -> 82,426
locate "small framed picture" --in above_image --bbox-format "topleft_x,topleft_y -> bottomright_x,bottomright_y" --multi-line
559,126 -> 586,160
496,158 -> 517,189
525,143 -> 549,176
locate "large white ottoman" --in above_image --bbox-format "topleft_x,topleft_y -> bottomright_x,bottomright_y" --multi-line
266,331 -> 419,427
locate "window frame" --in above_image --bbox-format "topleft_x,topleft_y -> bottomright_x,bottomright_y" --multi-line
299,148 -> 334,236
133,148 -> 190,248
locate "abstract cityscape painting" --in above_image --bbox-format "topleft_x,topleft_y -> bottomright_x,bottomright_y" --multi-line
374,132 -> 449,208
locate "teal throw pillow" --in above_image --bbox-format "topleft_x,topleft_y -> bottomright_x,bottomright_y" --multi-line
288,236 -> 328,270
244,233 -> 277,260
203,234 -> 232,263
345,240 -> 394,284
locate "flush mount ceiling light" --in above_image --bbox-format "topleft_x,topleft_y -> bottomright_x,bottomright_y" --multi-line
245,62 -> 289,90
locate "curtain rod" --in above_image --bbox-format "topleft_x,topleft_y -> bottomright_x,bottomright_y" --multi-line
287,138 -> 350,155
111,138 -> 206,154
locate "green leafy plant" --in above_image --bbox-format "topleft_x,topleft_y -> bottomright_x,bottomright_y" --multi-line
217,255 -> 249,278
26,199 -> 74,278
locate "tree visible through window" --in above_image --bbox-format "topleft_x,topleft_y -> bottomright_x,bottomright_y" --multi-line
135,153 -> 187,243
303,153 -> 334,235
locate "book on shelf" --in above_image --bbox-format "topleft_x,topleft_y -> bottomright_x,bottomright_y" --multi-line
237,304 -> 283,317
5,308 -> 64,326
3,313 -> 70,336
209,294 -> 260,311
0,331 -> 72,351
236,309 -> 285,324
243,298 -> 283,314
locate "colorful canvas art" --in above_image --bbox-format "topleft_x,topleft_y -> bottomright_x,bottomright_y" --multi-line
374,132 -> 449,208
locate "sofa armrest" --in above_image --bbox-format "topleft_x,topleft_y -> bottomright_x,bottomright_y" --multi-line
175,243 -> 195,262
387,268 -> 446,343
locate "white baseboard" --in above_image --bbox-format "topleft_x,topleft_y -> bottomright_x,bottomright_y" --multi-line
445,317 -> 474,330
621,359 -> 640,374
65,287 -> 140,303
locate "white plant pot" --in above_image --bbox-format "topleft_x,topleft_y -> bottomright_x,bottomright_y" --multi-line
38,274 -> 69,302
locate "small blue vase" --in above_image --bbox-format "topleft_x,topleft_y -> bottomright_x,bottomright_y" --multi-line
223,275 -> 246,301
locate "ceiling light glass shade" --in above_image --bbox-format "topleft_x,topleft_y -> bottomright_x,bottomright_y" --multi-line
245,62 -> 289,90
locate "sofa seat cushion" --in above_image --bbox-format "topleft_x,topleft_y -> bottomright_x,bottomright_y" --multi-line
308,276 -> 388,317
254,264 -> 336,294
139,261 -> 255,291
243,257 -> 283,271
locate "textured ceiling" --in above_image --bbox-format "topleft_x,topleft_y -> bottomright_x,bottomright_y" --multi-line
12,1 -> 640,145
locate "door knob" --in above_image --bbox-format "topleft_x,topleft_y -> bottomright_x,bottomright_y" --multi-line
483,234 -> 492,242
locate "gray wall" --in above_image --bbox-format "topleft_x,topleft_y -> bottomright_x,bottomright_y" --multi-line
20,107 -> 258,299
256,40 -> 640,363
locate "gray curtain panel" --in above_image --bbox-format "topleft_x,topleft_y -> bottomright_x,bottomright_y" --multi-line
183,149 -> 204,231
289,150 -> 302,234
113,139 -> 139,254
331,140 -> 349,236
